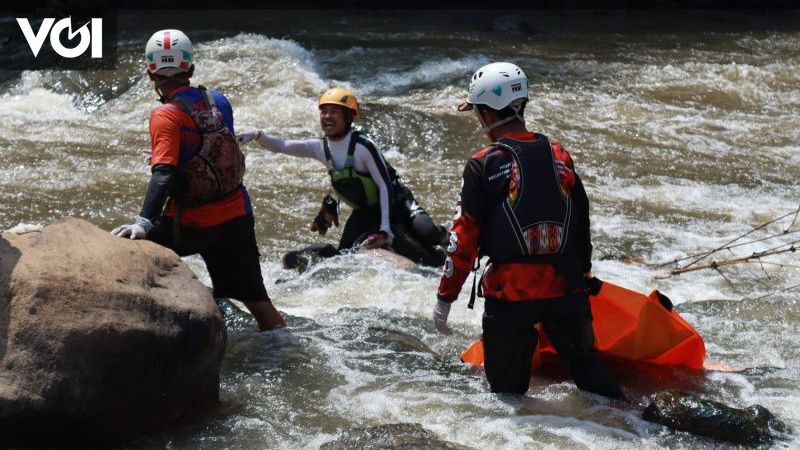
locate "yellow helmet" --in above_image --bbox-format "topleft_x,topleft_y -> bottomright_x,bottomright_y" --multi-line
319,87 -> 359,119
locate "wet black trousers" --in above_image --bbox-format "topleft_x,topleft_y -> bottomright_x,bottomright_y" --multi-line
394,183 -> 449,248
336,207 -> 446,266
482,294 -> 623,399
147,214 -> 269,301
336,184 -> 449,266
338,207 -> 381,250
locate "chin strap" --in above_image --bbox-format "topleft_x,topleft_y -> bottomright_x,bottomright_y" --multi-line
474,99 -> 527,133
154,77 -> 174,102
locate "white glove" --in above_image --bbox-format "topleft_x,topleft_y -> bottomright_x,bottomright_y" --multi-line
111,216 -> 153,240
432,298 -> 452,335
236,130 -> 261,145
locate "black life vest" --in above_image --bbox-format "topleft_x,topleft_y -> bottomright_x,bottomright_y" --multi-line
480,135 -> 572,264
323,131 -> 397,210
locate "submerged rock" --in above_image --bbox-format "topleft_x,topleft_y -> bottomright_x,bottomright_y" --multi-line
281,242 -> 420,276
321,423 -> 461,450
0,218 -> 226,443
366,327 -> 433,354
642,390 -> 789,444
282,243 -> 336,273
216,297 -> 256,331
491,15 -> 533,35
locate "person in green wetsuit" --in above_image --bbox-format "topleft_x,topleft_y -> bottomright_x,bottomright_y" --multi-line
237,87 -> 449,267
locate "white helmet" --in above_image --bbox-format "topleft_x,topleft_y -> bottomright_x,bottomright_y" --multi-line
145,29 -> 193,76
458,62 -> 528,132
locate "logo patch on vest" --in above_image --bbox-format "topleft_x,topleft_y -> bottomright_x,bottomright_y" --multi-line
524,223 -> 564,255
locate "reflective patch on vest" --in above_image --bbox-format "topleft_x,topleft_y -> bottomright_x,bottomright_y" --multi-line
443,256 -> 454,278
524,223 -> 564,255
487,162 -> 511,182
553,159 -> 573,199
508,159 -> 520,205
447,232 -> 458,253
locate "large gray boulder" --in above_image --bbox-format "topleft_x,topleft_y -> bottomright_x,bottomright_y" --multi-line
0,218 -> 226,444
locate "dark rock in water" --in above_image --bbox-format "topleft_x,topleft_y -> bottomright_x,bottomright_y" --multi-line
0,218 -> 226,444
282,243 -> 338,273
642,390 -> 789,445
366,327 -> 433,354
216,298 -> 318,332
321,423 -> 462,450
491,15 -> 533,35
215,297 -> 257,331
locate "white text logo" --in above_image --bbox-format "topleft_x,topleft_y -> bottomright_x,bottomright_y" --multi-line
16,17 -> 102,58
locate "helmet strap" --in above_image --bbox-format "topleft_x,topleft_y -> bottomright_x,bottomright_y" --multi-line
475,101 -> 526,136
474,108 -> 492,134
486,114 -> 520,131
154,78 -> 171,101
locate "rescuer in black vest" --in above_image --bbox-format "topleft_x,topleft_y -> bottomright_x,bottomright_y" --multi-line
432,62 -> 623,398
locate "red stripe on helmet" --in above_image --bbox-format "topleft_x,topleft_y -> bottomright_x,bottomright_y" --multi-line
163,32 -> 171,49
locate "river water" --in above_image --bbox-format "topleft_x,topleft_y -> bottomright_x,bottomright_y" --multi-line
1,9 -> 799,449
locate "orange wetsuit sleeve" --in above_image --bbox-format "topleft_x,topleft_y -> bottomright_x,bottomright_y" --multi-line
149,107 -> 182,168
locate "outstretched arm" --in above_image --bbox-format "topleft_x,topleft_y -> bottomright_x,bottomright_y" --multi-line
238,130 -> 325,163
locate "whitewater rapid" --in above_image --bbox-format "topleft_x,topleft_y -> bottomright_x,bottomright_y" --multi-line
1,11 -> 798,448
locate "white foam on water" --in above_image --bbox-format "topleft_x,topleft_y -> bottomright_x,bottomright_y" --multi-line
268,253 -> 440,312
5,25 -> 799,449
355,55 -> 490,96
0,71 -> 91,147
373,85 -> 466,115
4,222 -> 43,234
195,34 -> 330,137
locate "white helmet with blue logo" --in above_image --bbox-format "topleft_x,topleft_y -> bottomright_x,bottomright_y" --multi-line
459,62 -> 528,112
459,62 -> 528,133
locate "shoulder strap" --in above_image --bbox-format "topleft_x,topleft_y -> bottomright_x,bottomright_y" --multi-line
488,139 -> 528,256
490,139 -> 518,156
345,130 -> 359,168
467,258 -> 483,310
322,138 -> 334,171
167,95 -> 193,115
197,85 -> 216,109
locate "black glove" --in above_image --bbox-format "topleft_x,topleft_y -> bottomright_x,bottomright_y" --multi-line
310,195 -> 339,235
586,276 -> 603,297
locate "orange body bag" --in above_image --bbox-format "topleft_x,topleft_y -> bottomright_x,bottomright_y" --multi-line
460,281 -> 706,371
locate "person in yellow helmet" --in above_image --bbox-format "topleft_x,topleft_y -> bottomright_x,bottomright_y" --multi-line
238,88 -> 449,266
